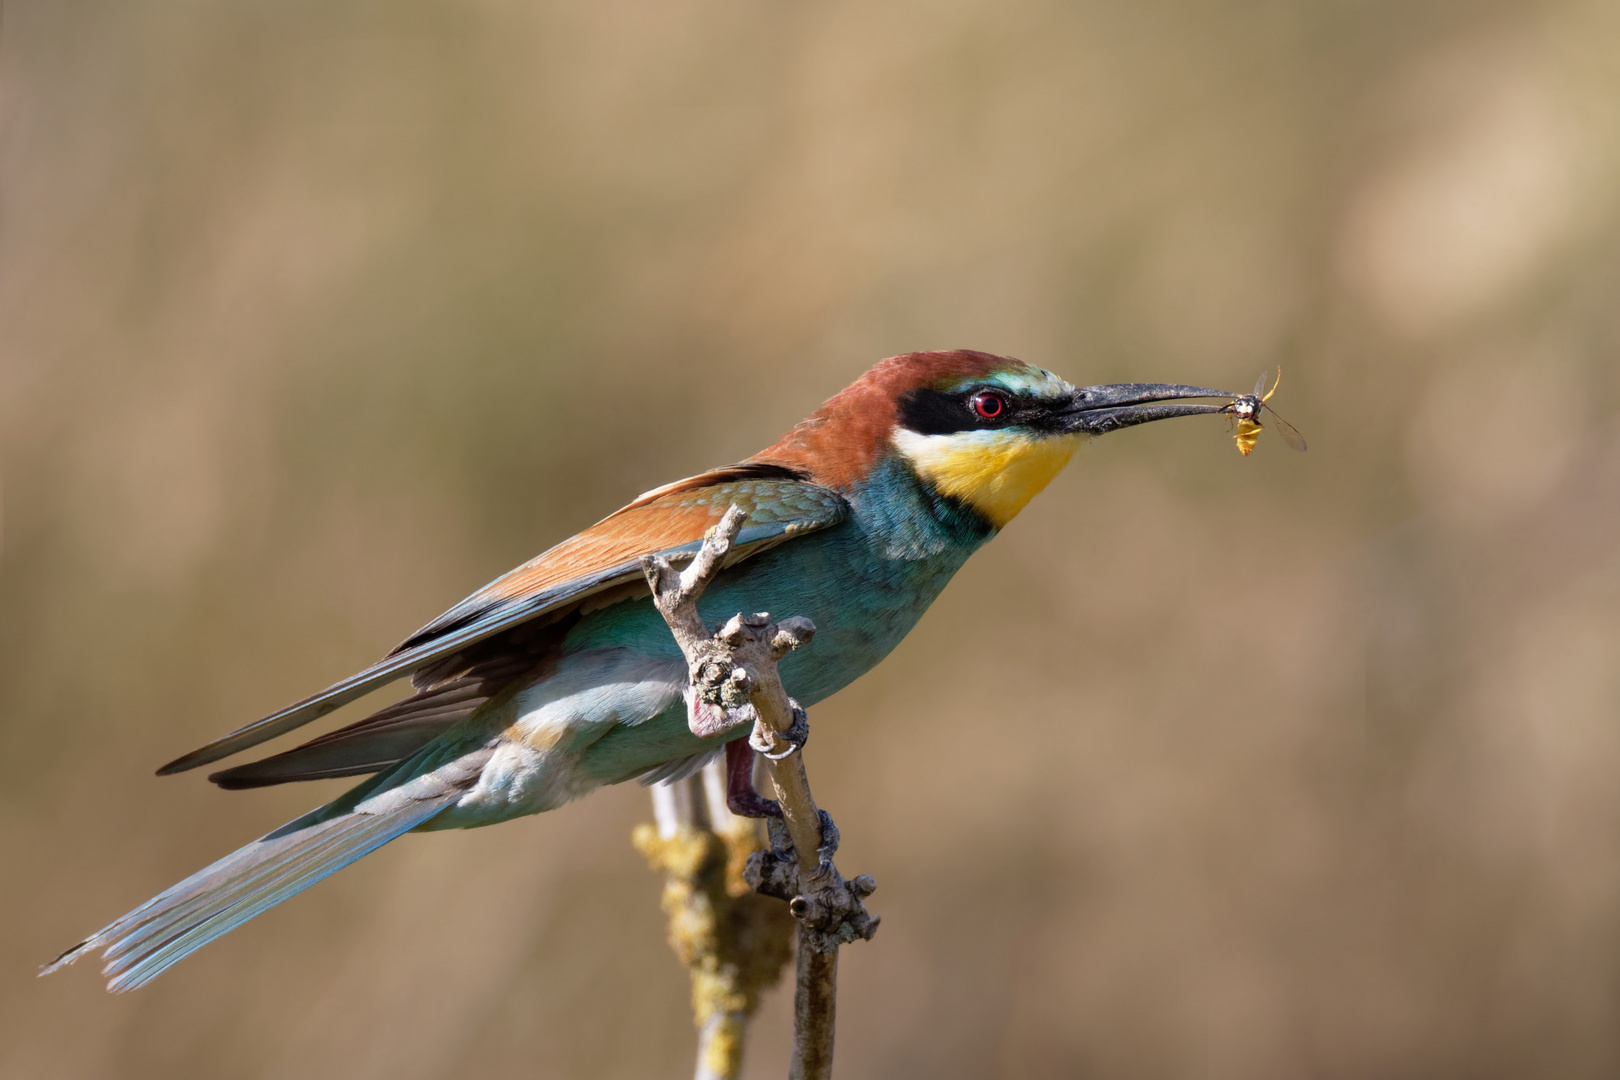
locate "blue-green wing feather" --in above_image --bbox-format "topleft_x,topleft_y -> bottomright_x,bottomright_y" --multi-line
157,474 -> 846,776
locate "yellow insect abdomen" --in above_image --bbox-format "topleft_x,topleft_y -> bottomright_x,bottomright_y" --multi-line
1234,418 -> 1263,456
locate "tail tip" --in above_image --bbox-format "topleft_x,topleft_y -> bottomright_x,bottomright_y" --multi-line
38,939 -> 92,978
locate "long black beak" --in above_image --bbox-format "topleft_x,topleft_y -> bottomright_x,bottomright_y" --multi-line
1059,383 -> 1234,436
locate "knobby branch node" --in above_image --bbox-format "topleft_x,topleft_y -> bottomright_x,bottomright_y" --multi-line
641,504 -> 878,1080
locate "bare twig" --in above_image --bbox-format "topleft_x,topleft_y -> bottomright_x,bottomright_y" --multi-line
642,505 -> 878,1079
635,761 -> 794,1080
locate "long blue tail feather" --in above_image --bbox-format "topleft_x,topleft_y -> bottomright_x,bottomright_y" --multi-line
42,749 -> 482,992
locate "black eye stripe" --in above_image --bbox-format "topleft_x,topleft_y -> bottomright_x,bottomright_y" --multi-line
897,387 -> 1054,435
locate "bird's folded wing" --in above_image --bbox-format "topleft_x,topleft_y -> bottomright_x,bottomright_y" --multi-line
157,465 -> 847,775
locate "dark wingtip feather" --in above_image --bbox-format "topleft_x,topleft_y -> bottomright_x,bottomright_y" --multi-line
209,761 -> 394,790
208,769 -> 274,790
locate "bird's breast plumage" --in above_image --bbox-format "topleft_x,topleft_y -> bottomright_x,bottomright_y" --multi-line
562,453 -> 989,706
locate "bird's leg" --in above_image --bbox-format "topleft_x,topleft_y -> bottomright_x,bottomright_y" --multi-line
725,738 -> 781,819
726,703 -> 809,819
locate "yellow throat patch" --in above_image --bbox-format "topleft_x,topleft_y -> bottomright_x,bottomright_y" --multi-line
893,428 -> 1080,528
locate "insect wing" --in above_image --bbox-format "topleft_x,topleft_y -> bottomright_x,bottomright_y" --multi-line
1263,406 -> 1308,452
1253,371 -> 1270,398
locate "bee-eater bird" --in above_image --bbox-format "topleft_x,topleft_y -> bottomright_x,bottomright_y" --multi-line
46,350 -> 1233,991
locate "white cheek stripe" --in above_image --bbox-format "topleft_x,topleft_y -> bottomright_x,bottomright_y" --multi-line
894,427 -> 1027,457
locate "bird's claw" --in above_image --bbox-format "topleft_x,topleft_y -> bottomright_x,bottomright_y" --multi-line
746,810 -> 877,946
752,704 -> 809,761
814,808 -> 839,871
760,807 -> 838,874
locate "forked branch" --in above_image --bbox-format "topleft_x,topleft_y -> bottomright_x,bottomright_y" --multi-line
642,505 -> 878,1080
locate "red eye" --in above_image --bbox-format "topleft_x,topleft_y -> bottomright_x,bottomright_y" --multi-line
972,391 -> 1006,420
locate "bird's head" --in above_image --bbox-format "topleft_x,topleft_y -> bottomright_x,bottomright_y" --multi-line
758,350 -> 1230,529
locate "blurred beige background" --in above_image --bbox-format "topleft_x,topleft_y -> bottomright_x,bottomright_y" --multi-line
5,1 -> 1620,1077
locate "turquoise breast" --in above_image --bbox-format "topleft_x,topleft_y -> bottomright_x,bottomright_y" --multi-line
573,454 -> 993,783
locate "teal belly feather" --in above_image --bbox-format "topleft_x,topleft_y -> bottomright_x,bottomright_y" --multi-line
575,454 -> 993,785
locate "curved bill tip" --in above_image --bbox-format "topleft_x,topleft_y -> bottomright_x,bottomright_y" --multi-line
1060,382 -> 1235,436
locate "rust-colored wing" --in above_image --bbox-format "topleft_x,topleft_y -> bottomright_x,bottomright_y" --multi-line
157,463 -> 848,776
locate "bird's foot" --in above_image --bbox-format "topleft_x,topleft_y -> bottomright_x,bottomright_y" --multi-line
728,788 -> 783,819
813,809 -> 839,870
757,809 -> 838,874
745,811 -> 878,948
750,705 -> 809,761
724,738 -> 781,819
